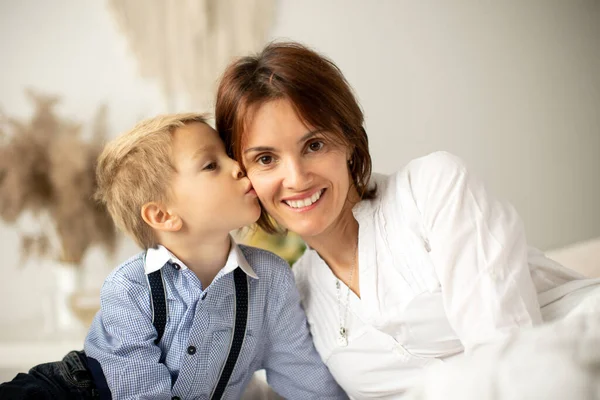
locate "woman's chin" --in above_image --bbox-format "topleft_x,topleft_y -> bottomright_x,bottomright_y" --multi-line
282,219 -> 330,239
273,202 -> 339,239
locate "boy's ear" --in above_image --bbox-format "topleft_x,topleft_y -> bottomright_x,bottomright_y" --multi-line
141,202 -> 182,232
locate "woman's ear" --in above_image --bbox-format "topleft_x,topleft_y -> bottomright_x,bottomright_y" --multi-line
346,145 -> 356,165
141,202 -> 183,232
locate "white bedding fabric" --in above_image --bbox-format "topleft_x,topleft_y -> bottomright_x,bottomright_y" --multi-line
401,238 -> 600,400
404,302 -> 600,400
546,237 -> 600,278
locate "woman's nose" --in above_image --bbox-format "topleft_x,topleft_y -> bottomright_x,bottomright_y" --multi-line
283,158 -> 311,189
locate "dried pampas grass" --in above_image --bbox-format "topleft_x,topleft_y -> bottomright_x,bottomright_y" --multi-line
0,90 -> 116,266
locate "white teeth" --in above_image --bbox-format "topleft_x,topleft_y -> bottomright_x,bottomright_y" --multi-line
285,190 -> 323,209
310,192 -> 320,203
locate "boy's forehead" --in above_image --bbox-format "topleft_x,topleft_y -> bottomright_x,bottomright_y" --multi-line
190,143 -> 219,158
177,121 -> 216,134
173,122 -> 217,140
172,123 -> 224,152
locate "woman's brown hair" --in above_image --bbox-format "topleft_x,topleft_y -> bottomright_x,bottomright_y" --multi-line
216,41 -> 375,233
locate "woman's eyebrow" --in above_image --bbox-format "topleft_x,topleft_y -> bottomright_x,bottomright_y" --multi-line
298,129 -> 324,143
244,129 -> 324,155
244,145 -> 274,154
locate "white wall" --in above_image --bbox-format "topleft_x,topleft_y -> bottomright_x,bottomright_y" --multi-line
0,0 -> 167,131
0,0 -> 157,332
0,0 -> 598,354
270,0 -> 600,251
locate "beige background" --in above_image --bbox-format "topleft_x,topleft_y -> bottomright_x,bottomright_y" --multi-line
0,0 -> 599,379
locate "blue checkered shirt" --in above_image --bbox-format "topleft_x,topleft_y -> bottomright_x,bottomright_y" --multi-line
84,241 -> 347,399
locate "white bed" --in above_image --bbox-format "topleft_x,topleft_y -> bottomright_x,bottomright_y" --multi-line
545,237 -> 600,278
403,237 -> 600,400
404,309 -> 600,400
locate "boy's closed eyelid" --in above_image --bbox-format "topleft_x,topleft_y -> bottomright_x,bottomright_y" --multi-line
198,159 -> 218,171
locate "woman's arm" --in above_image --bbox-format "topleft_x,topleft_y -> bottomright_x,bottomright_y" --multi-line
408,151 -> 542,350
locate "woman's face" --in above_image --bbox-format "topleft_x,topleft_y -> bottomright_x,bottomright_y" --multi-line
242,98 -> 354,238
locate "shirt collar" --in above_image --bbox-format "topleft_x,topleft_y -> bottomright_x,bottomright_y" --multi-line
352,173 -> 384,221
144,236 -> 258,279
225,237 -> 259,279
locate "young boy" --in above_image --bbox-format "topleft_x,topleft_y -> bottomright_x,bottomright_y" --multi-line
0,114 -> 346,399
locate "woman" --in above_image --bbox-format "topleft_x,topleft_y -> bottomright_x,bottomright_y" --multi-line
215,42 -> 600,398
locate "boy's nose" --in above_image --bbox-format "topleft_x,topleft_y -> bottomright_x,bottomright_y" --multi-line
232,161 -> 244,179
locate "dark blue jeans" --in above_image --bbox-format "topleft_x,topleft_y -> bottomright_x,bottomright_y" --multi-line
0,350 -> 102,399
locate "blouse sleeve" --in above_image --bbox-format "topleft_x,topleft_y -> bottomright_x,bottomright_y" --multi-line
406,151 -> 542,350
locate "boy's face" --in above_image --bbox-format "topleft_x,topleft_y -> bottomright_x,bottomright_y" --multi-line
168,122 -> 260,235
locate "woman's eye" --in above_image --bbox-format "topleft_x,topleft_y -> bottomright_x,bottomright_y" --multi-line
308,140 -> 324,152
258,155 -> 273,165
203,162 -> 217,171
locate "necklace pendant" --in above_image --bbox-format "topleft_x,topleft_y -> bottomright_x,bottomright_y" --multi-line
337,327 -> 348,347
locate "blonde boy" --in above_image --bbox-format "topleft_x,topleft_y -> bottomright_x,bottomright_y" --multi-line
74,114 -> 348,399
85,114 -> 346,399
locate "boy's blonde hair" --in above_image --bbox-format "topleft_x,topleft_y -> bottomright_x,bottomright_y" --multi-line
95,113 -> 209,249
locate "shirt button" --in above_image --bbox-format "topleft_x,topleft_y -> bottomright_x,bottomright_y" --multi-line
187,345 -> 196,355
201,292 -> 207,300
172,263 -> 181,270
395,324 -> 408,340
394,344 -> 410,361
489,269 -> 498,281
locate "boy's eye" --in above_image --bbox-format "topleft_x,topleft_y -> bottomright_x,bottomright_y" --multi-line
203,161 -> 217,171
307,140 -> 324,152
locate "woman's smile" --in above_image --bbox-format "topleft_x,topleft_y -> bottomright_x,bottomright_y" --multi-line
282,188 -> 326,211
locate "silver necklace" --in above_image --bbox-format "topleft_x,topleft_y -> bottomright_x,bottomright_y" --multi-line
335,248 -> 357,347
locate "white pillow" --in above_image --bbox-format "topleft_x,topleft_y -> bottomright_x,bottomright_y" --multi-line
546,237 -> 600,278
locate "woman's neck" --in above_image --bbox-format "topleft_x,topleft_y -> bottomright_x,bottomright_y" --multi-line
303,199 -> 360,289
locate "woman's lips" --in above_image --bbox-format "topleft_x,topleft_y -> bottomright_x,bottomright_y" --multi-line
282,189 -> 326,211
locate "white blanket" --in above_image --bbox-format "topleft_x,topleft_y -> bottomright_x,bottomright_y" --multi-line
405,305 -> 600,400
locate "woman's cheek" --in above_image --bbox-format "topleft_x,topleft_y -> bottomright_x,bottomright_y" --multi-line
248,171 -> 274,203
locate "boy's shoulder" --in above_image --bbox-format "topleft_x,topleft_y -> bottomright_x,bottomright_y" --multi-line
237,244 -> 292,283
105,251 -> 148,288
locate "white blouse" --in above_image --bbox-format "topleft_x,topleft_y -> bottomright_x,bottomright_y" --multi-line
293,151 -> 600,399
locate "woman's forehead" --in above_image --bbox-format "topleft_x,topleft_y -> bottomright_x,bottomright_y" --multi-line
243,100 -> 310,139
241,98 -> 348,151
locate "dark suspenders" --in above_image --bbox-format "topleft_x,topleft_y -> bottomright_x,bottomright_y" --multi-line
210,267 -> 249,399
147,269 -> 168,344
148,266 -> 249,400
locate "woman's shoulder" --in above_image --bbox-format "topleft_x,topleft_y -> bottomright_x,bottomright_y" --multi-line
410,150 -> 466,168
372,151 -> 467,206
292,248 -> 332,304
292,249 -> 316,288
396,151 -> 466,183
